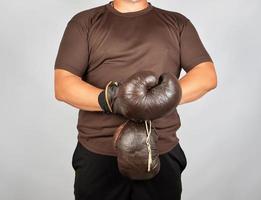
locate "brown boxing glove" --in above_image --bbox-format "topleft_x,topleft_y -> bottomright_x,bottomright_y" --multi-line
113,120 -> 160,180
99,70 -> 182,121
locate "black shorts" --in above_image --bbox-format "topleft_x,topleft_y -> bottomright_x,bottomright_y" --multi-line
72,141 -> 187,200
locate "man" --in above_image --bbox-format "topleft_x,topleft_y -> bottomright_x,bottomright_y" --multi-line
54,0 -> 217,199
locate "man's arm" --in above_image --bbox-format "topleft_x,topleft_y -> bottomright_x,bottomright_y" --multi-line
178,61 -> 217,105
54,69 -> 103,111
54,61 -> 217,112
53,17 -> 103,111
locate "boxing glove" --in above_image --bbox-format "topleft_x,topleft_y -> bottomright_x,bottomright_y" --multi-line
98,70 -> 182,121
113,120 -> 160,180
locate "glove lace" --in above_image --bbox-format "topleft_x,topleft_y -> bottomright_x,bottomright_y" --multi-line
145,120 -> 152,172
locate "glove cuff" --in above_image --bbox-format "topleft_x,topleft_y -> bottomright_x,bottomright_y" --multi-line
98,90 -> 111,113
104,81 -> 119,113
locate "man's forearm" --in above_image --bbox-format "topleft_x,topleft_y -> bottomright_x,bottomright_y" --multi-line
178,62 -> 217,105
55,72 -> 103,111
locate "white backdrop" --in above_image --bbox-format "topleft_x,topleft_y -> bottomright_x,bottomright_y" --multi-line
0,0 -> 260,199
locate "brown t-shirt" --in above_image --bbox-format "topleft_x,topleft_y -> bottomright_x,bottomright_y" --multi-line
54,1 -> 213,156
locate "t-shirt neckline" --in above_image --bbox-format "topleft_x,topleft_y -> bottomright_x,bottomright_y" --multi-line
106,1 -> 153,17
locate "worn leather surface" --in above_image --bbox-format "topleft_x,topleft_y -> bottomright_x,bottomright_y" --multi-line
110,70 -> 182,180
107,70 -> 182,121
113,120 -> 160,180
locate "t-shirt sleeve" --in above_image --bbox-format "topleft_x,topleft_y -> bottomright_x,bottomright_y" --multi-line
180,18 -> 213,73
54,19 -> 89,77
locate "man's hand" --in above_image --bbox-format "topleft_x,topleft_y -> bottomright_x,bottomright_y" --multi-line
178,61 -> 217,105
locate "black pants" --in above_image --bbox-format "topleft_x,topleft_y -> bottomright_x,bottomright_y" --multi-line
72,141 -> 187,200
